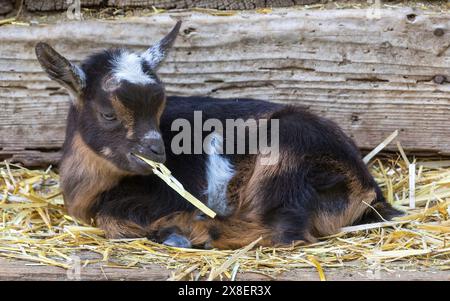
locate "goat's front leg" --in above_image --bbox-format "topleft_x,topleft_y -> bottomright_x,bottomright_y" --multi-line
95,211 -> 193,249
95,208 -> 271,249
93,198 -> 194,247
149,224 -> 193,248
148,211 -> 210,248
149,211 -> 273,249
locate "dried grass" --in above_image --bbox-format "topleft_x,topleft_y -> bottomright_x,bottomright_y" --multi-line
0,153 -> 449,280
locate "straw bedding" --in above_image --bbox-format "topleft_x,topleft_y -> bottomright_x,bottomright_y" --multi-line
0,152 -> 449,280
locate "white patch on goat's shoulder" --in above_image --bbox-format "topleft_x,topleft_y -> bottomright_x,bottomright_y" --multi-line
143,130 -> 161,140
111,50 -> 155,85
205,133 -> 235,216
141,42 -> 163,70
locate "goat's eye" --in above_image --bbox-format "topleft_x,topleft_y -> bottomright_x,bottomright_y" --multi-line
101,113 -> 117,121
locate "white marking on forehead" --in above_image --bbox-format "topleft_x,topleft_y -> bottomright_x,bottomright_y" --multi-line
141,41 -> 163,70
111,50 -> 155,85
143,130 -> 161,140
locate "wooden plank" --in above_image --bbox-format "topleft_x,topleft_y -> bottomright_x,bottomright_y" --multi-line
107,0 -> 322,10
24,0 -> 321,11
0,0 -> 13,15
1,8 -> 450,166
24,0 -> 104,11
0,149 -> 61,167
0,257 -> 448,281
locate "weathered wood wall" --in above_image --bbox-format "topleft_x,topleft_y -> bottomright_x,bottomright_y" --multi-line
24,0 -> 104,12
1,258 -> 448,280
23,0 -> 322,11
1,8 -> 450,166
0,0 -> 14,15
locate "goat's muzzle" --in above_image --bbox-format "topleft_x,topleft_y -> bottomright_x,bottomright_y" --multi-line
128,138 -> 166,174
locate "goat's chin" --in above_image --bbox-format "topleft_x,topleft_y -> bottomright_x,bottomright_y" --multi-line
132,168 -> 154,176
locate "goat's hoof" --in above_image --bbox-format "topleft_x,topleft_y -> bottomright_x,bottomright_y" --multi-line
163,233 -> 192,248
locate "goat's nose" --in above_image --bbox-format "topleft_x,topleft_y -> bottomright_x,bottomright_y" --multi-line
140,137 -> 165,155
150,143 -> 165,156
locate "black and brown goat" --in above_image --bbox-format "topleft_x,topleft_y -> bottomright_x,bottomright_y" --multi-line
35,21 -> 401,249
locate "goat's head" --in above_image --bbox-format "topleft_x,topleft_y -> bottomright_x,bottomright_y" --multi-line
35,21 -> 182,175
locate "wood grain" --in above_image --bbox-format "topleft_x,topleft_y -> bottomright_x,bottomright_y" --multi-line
24,0 -> 104,11
107,0 -> 322,10
24,0 -> 321,11
1,8 -> 450,166
0,0 -> 13,15
0,257 -> 448,281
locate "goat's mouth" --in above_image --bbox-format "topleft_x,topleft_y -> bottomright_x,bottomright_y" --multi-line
128,152 -> 166,173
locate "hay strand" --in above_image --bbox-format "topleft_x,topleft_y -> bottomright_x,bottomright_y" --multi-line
363,130 -> 398,164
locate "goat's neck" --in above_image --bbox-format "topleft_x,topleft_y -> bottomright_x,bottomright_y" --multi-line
59,133 -> 127,224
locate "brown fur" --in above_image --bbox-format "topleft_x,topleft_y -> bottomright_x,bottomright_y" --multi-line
226,155 -> 258,217
149,211 -> 273,249
111,96 -> 135,139
60,133 -> 128,223
96,214 -> 148,238
312,170 -> 377,236
155,96 -> 166,126
234,150 -> 303,219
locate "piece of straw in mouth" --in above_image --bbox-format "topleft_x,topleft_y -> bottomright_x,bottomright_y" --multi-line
133,154 -> 216,218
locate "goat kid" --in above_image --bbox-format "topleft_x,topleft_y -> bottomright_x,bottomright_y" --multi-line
35,21 -> 401,249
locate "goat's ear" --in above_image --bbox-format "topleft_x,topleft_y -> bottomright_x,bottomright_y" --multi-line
141,20 -> 182,70
35,42 -> 86,100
